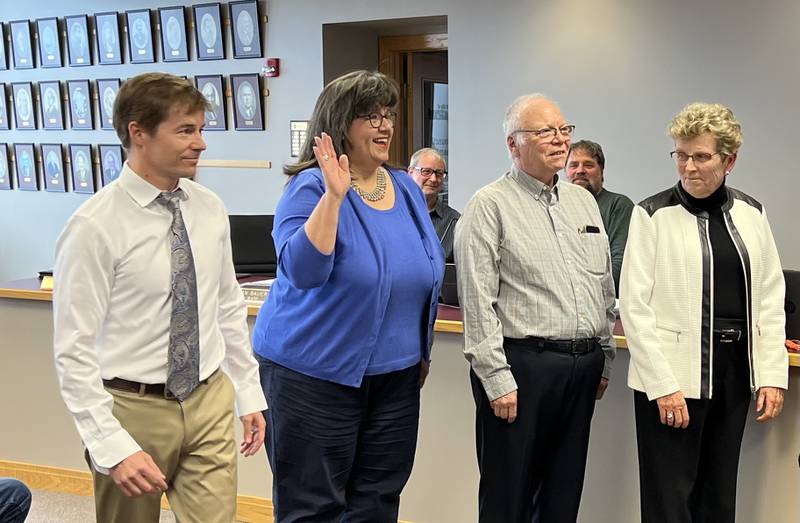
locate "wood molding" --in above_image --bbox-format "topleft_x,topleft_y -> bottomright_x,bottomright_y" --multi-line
0,460 -> 417,522
198,159 -> 272,169
0,460 -> 274,522
0,288 -> 52,301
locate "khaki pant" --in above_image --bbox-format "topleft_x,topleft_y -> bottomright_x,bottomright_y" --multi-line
88,370 -> 237,523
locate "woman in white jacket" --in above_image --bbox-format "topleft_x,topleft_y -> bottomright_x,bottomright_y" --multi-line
620,102 -> 787,523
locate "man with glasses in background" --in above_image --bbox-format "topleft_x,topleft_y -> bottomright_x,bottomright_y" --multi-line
408,148 -> 460,261
455,94 -> 616,523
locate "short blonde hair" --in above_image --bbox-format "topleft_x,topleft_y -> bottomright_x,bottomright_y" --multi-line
668,102 -> 743,158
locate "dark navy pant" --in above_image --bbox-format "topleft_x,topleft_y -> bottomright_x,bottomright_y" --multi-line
0,478 -> 32,523
635,328 -> 752,523
471,341 -> 605,523
257,356 -> 421,523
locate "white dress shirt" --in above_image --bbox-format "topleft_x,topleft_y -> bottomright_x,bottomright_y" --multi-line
54,163 -> 267,470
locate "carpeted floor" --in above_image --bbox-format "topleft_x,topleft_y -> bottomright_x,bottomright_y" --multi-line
25,489 -> 176,522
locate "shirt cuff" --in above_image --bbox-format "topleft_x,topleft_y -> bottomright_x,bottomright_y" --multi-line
85,427 -> 141,471
234,383 -> 269,417
480,369 -> 518,402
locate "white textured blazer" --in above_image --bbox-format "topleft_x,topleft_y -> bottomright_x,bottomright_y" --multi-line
620,183 -> 787,400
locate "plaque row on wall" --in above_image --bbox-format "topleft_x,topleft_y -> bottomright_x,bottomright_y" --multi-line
0,142 -> 123,193
0,1 -> 263,70
0,73 -> 265,132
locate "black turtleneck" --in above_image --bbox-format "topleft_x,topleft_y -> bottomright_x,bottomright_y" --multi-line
679,181 -> 746,322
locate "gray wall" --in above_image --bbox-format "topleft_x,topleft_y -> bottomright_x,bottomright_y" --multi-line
1,0 -> 799,282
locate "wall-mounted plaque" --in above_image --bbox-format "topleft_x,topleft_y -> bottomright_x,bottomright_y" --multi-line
95,12 -> 122,65
14,143 -> 39,191
68,80 -> 94,130
99,144 -> 124,186
39,81 -> 65,131
65,15 -> 92,66
126,9 -> 155,64
230,1 -> 262,59
70,144 -> 96,194
231,74 -> 263,131
42,143 -> 67,192
12,82 -> 36,130
193,3 -> 224,61
195,75 -> 227,131
10,20 -> 34,69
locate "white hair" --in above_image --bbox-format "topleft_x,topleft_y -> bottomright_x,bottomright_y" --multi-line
408,147 -> 447,170
502,93 -> 554,139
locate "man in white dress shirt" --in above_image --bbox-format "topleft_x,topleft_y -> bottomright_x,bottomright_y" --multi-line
53,72 -> 267,523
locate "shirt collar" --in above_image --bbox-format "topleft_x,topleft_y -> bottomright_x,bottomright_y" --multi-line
118,162 -> 189,208
509,165 -> 560,203
430,197 -> 445,217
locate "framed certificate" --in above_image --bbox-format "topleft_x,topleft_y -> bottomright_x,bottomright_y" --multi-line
10,20 -> 34,69
0,84 -> 8,131
14,143 -> 39,191
231,74 -> 263,131
97,78 -> 120,130
193,3 -> 224,61
67,80 -> 93,130
126,9 -> 155,64
36,18 -> 62,68
158,6 -> 188,62
99,144 -> 124,186
195,75 -> 227,131
0,144 -> 10,190
39,81 -> 65,131
95,12 -> 123,65
42,144 -> 66,192
65,15 -> 92,66
11,82 -> 36,130
230,1 -> 262,59
70,144 -> 96,194
0,24 -> 7,70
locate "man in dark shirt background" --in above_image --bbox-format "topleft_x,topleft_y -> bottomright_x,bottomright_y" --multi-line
408,148 -> 460,261
566,140 -> 634,296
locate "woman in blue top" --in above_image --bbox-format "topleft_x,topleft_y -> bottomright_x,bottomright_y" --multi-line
252,70 -> 444,522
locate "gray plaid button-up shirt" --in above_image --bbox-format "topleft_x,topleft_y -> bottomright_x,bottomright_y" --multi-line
455,166 -> 616,401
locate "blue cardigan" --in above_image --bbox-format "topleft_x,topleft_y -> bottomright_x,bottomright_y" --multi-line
252,167 -> 445,387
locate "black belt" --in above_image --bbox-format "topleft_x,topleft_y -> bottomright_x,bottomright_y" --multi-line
714,328 -> 743,344
505,336 -> 599,355
103,368 -> 219,398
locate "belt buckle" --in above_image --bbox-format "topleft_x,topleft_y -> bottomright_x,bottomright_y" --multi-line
718,328 -> 741,343
569,340 -> 584,354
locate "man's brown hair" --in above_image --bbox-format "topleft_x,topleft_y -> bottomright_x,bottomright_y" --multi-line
113,72 -> 209,149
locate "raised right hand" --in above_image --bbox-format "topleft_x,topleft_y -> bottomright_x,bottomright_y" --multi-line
490,390 -> 518,423
655,391 -> 690,429
110,450 -> 168,497
313,132 -> 351,201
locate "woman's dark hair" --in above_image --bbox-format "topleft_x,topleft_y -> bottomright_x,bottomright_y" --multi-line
284,70 -> 399,176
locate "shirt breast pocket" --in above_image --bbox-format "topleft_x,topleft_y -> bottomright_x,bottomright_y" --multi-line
581,232 -> 609,275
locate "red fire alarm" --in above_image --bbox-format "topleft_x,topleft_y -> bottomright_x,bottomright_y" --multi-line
263,58 -> 280,77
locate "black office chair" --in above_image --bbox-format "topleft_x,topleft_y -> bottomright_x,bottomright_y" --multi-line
228,215 -> 277,276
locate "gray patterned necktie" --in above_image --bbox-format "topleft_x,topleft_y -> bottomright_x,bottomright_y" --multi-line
158,190 -> 200,401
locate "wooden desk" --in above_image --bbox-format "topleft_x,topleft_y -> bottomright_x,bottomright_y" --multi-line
2,277 -> 797,366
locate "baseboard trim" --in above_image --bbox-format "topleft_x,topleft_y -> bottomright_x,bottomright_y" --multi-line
0,460 -> 273,522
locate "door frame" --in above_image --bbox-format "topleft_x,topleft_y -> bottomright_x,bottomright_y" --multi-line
378,33 -> 448,166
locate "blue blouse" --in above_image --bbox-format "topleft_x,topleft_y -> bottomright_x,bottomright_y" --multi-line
361,196 -> 434,375
251,167 -> 444,387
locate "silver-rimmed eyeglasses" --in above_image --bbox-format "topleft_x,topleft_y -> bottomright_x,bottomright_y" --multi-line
515,124 -> 576,140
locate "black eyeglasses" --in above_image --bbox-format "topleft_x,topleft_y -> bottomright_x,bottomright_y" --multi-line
670,151 -> 720,164
355,111 -> 398,128
515,124 -> 576,140
413,166 -> 448,179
